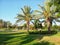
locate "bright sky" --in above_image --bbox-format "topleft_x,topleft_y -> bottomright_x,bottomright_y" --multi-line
0,0 -> 45,24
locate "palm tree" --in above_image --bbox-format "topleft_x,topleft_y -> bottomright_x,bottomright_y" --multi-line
31,19 -> 42,30
16,6 -> 33,32
35,1 -> 60,32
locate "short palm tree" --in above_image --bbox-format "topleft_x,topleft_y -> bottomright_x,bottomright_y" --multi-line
35,1 -> 60,32
16,6 -> 33,32
31,19 -> 42,30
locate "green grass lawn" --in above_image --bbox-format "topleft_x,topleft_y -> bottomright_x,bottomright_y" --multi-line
0,30 -> 60,45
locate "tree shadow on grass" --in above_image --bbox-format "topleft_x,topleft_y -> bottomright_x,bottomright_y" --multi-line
33,41 -> 55,45
18,30 -> 57,45
0,32 -> 27,45
19,34 -> 43,45
0,33 -> 43,45
0,30 -> 57,45
0,34 -> 15,45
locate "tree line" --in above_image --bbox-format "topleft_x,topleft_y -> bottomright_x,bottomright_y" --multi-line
0,0 -> 60,33
16,0 -> 60,33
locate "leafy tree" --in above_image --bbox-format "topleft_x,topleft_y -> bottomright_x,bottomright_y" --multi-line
49,0 -> 60,12
16,6 -> 34,33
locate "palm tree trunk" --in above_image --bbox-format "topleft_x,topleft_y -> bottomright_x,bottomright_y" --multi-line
47,22 -> 51,32
46,18 -> 52,33
27,21 -> 29,33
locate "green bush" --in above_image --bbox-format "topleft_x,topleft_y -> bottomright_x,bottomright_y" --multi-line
29,30 -> 57,34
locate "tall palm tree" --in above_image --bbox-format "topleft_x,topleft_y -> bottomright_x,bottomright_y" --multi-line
16,6 -> 33,32
35,1 -> 60,32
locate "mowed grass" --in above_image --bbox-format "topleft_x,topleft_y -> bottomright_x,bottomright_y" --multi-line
0,30 -> 60,45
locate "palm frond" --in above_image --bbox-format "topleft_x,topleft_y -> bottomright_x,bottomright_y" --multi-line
21,8 -> 26,15
38,5 -> 45,11
32,14 -> 44,19
55,19 -> 60,22
34,10 -> 43,14
24,6 -> 31,14
30,10 -> 33,14
31,21 -> 34,24
16,19 -> 24,23
16,14 -> 25,19
53,20 -> 56,25
41,20 -> 45,23
55,13 -> 60,18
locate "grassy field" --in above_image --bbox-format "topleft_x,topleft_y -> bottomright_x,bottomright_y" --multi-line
0,30 -> 60,45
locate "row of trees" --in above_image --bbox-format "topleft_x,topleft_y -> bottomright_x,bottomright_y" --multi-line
0,19 -> 41,30
0,0 -> 60,32
0,19 -> 12,28
0,19 -> 18,29
16,0 -> 60,33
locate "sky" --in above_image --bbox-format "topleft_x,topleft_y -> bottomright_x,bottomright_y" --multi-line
0,0 -> 45,24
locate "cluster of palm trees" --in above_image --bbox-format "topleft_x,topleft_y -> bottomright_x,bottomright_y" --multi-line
1,0 -> 60,32
16,0 -> 60,33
